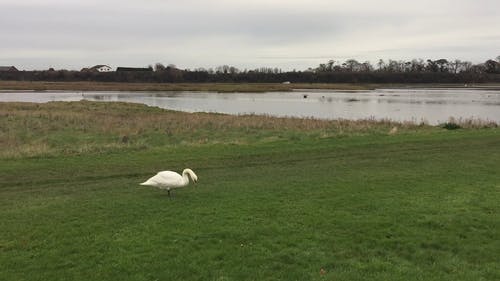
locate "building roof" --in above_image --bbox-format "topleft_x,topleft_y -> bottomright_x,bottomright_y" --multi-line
90,65 -> 111,69
0,66 -> 18,71
116,67 -> 153,72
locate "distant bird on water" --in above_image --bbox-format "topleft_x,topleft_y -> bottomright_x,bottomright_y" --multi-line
140,169 -> 198,197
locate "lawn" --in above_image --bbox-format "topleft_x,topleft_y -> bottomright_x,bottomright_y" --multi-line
1,101 -> 499,280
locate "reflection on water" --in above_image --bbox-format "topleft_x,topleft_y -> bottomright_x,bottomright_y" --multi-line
1,88 -> 500,124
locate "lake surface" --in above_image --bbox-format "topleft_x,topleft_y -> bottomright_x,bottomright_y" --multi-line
1,88 -> 500,124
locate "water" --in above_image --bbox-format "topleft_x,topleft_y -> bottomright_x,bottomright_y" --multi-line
1,88 -> 500,124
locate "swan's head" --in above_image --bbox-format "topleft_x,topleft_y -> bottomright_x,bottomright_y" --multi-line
184,168 -> 198,183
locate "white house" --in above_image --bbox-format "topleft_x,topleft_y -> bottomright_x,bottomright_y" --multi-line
90,65 -> 113,72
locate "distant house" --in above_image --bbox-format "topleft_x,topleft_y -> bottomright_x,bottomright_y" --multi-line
0,66 -> 18,72
116,67 -> 153,72
89,65 -> 113,72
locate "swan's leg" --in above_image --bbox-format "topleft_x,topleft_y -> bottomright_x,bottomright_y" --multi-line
167,189 -> 171,197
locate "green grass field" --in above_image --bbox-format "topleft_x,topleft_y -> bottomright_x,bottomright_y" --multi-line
1,102 -> 499,280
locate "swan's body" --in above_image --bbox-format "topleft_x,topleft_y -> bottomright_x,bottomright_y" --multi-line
140,169 -> 198,196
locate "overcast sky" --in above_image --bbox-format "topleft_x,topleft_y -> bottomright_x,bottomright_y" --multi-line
1,0 -> 499,70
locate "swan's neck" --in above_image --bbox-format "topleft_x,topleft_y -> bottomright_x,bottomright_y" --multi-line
182,170 -> 192,184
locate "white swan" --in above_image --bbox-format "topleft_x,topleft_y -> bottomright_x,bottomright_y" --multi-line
140,169 -> 198,196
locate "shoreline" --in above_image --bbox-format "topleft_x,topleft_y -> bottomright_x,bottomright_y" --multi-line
1,81 -> 499,93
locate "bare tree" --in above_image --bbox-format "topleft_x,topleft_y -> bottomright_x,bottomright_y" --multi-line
387,60 -> 403,72
462,61 -> 473,72
449,60 -> 462,74
484,59 -> 500,73
343,59 -> 361,72
435,59 -> 449,72
410,59 -> 425,72
426,60 -> 439,72
316,63 -> 327,72
361,61 -> 373,72
377,59 -> 386,71
326,60 -> 336,71
154,63 -> 166,72
228,66 -> 239,74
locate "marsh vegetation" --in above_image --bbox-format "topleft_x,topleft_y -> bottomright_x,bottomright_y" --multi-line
0,81 -> 377,92
0,101 -> 425,158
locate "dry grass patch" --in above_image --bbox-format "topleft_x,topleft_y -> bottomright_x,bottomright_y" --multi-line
0,81 -> 381,92
441,117 -> 498,129
1,101 -> 433,158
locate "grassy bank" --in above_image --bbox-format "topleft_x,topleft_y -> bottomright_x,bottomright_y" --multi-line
0,81 -> 380,92
0,101 -> 432,158
3,81 -> 499,93
1,101 -> 499,280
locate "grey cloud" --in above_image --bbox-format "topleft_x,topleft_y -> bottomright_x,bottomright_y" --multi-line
1,0 -> 499,70
1,3 -> 407,47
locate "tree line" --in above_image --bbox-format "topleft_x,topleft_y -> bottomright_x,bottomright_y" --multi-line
312,57 -> 500,74
1,56 -> 499,84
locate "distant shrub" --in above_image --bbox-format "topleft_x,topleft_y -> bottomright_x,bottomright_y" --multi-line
442,117 -> 498,129
441,122 -> 461,130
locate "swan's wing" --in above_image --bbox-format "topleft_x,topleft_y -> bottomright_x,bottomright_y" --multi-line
154,171 -> 184,186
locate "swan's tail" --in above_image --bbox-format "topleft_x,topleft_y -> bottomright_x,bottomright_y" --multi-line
140,180 -> 152,186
